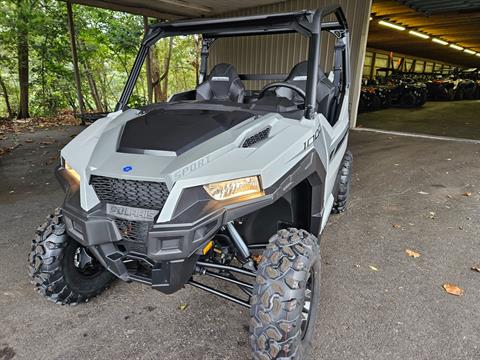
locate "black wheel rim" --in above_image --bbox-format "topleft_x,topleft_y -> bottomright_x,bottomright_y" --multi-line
72,245 -> 103,277
301,269 -> 315,340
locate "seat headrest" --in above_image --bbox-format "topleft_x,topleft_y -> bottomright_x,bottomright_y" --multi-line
286,61 -> 326,82
196,63 -> 245,103
208,63 -> 241,82
286,61 -> 308,82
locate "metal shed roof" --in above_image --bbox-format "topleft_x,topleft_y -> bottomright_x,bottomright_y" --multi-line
396,0 -> 480,15
67,0 -> 288,19
369,0 -> 480,67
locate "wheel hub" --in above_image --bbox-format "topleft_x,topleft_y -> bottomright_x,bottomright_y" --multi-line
74,247 -> 94,271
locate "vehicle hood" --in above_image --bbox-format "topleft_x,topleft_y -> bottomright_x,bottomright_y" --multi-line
60,105 -> 314,212
118,107 -> 253,156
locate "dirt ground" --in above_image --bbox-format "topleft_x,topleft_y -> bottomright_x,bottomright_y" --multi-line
0,126 -> 479,360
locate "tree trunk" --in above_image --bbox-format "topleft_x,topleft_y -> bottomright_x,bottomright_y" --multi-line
66,1 -> 85,115
96,70 -> 110,112
0,76 -> 14,119
17,0 -> 29,119
150,46 -> 161,102
159,37 -> 173,102
144,16 -> 153,104
83,63 -> 103,112
84,97 -> 95,112
193,35 -> 201,86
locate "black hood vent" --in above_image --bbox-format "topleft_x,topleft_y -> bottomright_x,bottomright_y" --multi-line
118,108 -> 253,155
242,127 -> 271,148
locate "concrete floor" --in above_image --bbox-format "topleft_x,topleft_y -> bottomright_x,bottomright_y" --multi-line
1,127 -> 480,360
357,100 -> 480,140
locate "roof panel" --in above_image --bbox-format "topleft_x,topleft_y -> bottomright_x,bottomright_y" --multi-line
370,0 -> 480,67
67,0 -> 289,19
397,0 -> 480,15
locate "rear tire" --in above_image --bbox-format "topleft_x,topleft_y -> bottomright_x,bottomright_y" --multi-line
399,92 -> 416,107
454,89 -> 464,101
416,92 -> 427,106
447,88 -> 455,101
250,228 -> 321,360
371,95 -> 382,111
29,209 -> 114,304
331,150 -> 353,214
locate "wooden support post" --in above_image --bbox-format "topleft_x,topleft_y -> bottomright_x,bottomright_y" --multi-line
410,59 -> 416,73
66,1 -> 85,115
144,16 -> 153,104
369,51 -> 376,79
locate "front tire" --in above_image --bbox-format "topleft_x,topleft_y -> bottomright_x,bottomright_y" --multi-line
29,209 -> 114,304
250,228 -> 321,360
331,150 -> 353,214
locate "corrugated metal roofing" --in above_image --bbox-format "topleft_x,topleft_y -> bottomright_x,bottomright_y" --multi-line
396,0 -> 480,15
370,0 -> 480,67
66,0 -> 287,19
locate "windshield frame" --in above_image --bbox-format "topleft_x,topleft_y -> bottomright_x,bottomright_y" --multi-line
115,6 -> 348,120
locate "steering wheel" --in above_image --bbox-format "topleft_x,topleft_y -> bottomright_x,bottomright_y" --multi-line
258,82 -> 306,101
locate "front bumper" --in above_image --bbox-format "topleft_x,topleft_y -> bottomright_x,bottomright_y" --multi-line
62,194 -> 223,293
57,162 -> 226,294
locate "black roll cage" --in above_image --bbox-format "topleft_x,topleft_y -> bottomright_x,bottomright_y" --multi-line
115,5 -> 349,120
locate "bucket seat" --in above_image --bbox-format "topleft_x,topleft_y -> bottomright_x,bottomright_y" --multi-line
196,63 -> 245,103
275,61 -> 336,120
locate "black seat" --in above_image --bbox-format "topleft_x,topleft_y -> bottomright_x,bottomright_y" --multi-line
196,63 -> 245,103
274,61 -> 336,119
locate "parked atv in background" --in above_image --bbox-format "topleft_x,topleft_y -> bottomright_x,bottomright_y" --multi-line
455,79 -> 477,100
376,68 -> 427,108
389,79 -> 427,108
426,78 -> 456,101
426,70 -> 479,101
358,79 -> 390,113
460,68 -> 480,99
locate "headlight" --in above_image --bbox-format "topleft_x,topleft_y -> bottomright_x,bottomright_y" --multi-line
64,161 -> 81,183
203,176 -> 263,201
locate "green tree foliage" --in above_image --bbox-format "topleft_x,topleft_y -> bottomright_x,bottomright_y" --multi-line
0,0 -> 199,119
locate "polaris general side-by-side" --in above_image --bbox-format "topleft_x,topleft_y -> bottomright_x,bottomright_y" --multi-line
29,7 -> 353,359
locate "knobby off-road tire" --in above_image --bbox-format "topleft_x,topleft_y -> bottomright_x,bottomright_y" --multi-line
399,92 -> 417,108
371,94 -> 382,111
331,150 -> 353,214
416,93 -> 427,107
454,88 -> 464,101
250,228 -> 321,360
29,209 -> 114,304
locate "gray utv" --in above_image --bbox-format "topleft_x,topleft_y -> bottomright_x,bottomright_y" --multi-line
29,6 -> 353,359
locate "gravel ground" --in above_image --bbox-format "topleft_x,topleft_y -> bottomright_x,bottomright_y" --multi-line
0,126 -> 479,360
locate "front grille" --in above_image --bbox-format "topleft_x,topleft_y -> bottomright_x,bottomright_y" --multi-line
114,218 -> 150,253
90,175 -> 169,210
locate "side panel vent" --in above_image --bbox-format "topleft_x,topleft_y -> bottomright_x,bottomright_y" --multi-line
242,127 -> 271,148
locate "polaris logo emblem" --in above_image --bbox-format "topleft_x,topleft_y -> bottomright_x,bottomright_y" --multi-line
107,204 -> 158,221
123,165 -> 133,173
